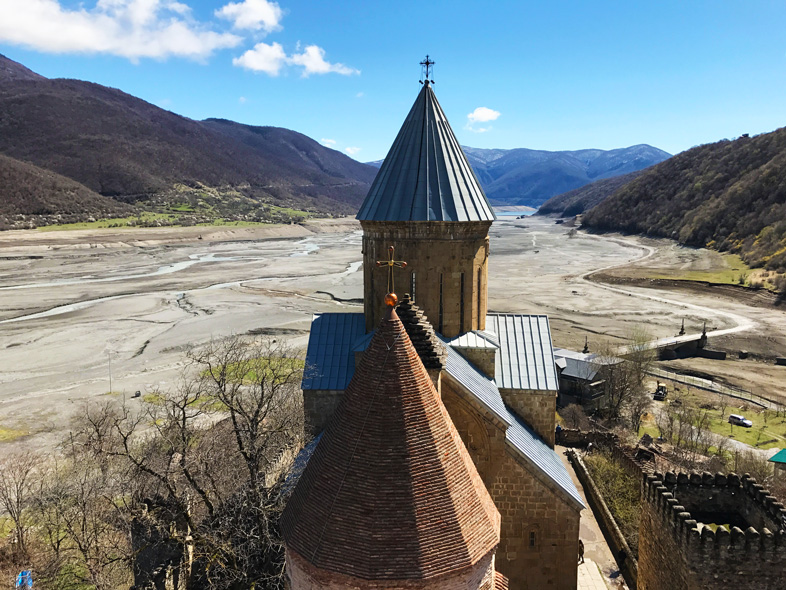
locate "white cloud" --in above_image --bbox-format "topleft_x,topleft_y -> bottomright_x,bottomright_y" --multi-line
467,107 -> 500,124
238,96 -> 247,103
344,146 -> 361,155
233,41 -> 286,75
466,106 -> 500,133
289,45 -> 359,77
0,0 -> 242,61
321,138 -> 336,146
215,0 -> 282,33
232,42 -> 358,77
355,91 -> 364,98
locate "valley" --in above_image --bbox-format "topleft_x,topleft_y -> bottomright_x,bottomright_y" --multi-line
1,216 -> 784,452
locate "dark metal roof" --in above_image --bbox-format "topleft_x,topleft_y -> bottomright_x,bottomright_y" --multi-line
301,313 -> 365,391
356,83 -> 495,222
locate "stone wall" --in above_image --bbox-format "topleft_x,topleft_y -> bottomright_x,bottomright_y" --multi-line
303,389 -> 343,436
360,220 -> 491,338
568,450 -> 638,588
638,471 -> 786,590
442,379 -> 580,590
501,388 -> 556,447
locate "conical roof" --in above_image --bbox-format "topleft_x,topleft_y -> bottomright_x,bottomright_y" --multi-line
281,306 -> 500,581
356,83 -> 496,222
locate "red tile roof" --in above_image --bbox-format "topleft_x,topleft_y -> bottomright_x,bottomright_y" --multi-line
281,306 -> 500,580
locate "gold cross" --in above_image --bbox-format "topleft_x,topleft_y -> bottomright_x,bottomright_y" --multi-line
376,245 -> 407,295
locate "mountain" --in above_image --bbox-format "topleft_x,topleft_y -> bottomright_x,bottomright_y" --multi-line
0,153 -> 131,228
0,54 -> 377,225
582,128 -> 786,275
536,170 -> 645,217
366,144 -> 670,207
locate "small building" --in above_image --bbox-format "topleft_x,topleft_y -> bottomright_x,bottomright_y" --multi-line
768,448 -> 786,478
553,348 -> 622,410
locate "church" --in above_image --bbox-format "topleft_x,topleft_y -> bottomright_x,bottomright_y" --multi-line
283,69 -> 584,589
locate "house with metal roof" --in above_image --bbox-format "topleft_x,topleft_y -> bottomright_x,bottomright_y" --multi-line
296,66 -> 582,590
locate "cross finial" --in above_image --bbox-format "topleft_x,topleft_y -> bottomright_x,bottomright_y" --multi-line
420,55 -> 435,84
376,246 -> 408,306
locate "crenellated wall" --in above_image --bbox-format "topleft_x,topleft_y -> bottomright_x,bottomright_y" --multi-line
638,471 -> 786,590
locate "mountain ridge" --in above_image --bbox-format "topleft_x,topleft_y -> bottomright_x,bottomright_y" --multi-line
0,54 -> 377,227
368,144 -> 670,207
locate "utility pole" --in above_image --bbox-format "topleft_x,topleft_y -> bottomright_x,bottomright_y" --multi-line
108,349 -> 112,393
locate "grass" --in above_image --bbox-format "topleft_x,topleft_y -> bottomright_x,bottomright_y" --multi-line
0,425 -> 29,442
650,253 -> 752,286
142,392 -> 165,406
36,212 -> 179,231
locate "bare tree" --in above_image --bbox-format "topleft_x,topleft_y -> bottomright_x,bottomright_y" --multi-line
0,451 -> 39,560
593,327 -> 655,424
560,404 -> 590,430
73,335 -> 305,590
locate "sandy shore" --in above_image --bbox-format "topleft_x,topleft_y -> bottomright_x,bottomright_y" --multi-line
1,216 -> 784,450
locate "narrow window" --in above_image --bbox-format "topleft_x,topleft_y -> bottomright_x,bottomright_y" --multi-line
438,273 -> 444,334
477,268 -> 482,324
529,531 -> 536,548
370,270 -> 375,324
410,271 -> 416,302
459,272 -> 465,331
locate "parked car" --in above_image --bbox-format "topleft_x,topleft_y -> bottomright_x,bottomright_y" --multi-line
728,414 -> 753,428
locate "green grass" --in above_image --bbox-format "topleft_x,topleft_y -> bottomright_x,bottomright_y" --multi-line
36,212 -> 178,231
0,425 -> 29,442
705,409 -> 786,449
142,392 -> 165,406
650,253 -> 752,285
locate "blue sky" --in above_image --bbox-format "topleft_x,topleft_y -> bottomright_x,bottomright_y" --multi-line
1,0 -> 785,161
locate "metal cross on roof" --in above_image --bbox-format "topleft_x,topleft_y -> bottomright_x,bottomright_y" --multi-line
376,245 -> 408,296
420,54 -> 435,83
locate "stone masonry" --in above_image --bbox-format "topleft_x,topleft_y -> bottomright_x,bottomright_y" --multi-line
361,220 -> 491,337
638,471 -> 786,590
442,378 -> 580,590
501,388 -> 557,448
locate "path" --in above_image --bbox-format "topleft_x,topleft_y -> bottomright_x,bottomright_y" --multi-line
557,445 -> 629,590
577,232 -> 756,343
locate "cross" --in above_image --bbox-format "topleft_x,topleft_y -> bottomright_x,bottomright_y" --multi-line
376,245 -> 407,296
420,55 -> 435,82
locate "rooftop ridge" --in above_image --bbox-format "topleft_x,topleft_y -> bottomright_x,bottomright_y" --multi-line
396,293 -> 447,370
643,471 -> 786,558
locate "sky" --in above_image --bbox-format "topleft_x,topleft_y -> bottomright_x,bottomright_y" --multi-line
1,0 -> 785,162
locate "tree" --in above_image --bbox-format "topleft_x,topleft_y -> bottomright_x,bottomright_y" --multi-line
592,327 -> 655,424
74,335 -> 305,589
0,451 -> 39,560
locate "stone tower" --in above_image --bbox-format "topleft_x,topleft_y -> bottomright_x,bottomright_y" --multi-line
281,302 -> 504,589
356,80 -> 495,338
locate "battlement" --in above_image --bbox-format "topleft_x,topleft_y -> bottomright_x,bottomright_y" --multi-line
642,471 -> 786,558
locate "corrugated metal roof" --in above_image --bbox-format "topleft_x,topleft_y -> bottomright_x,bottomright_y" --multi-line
356,83 -> 495,222
487,314 -> 559,391
560,358 -> 599,381
448,330 -> 500,350
301,313 -> 365,391
441,339 -> 583,509
505,413 -> 585,509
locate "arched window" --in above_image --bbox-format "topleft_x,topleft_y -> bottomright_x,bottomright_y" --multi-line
460,272 -> 465,330
438,273 -> 444,334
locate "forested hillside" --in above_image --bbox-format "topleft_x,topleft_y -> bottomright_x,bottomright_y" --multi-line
537,170 -> 644,216
0,154 -> 131,229
0,54 -> 376,227
583,128 -> 786,274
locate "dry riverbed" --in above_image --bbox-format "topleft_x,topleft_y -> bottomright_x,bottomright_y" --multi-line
1,215 -> 784,451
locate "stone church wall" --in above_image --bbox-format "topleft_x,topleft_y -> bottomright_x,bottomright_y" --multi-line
303,389 -> 343,436
638,472 -> 786,590
500,388 -> 556,447
360,220 -> 491,338
441,380 -> 579,590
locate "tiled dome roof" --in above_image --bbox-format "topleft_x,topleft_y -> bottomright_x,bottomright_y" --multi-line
281,306 -> 500,580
